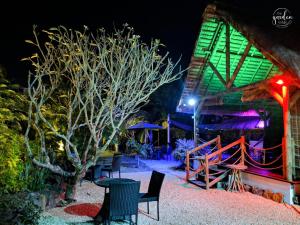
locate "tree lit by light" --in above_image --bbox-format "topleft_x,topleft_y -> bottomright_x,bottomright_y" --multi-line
58,140 -> 64,151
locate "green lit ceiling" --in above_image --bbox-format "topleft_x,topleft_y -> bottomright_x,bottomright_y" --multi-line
177,16 -> 280,113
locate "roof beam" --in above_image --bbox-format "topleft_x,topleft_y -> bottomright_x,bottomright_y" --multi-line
201,23 -> 225,96
290,90 -> 300,108
226,22 -> 230,83
202,79 -> 268,101
265,88 -> 283,106
193,22 -> 224,96
208,61 -> 227,87
227,42 -> 252,88
215,50 -> 265,60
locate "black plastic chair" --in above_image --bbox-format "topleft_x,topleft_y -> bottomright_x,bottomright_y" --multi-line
101,154 -> 122,178
138,170 -> 165,221
95,180 -> 140,225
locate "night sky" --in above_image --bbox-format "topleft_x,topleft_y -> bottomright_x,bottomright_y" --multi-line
0,0 -> 209,85
2,0 -> 296,82
0,0 -> 299,113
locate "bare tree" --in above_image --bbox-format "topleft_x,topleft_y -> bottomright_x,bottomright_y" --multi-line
24,25 -> 182,196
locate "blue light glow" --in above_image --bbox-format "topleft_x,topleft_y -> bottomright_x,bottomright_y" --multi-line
188,98 -> 196,106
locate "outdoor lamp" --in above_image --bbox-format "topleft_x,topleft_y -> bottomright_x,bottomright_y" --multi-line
188,98 -> 196,106
188,97 -> 197,147
275,79 -> 284,85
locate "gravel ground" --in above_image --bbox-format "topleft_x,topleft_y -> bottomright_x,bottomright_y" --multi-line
44,161 -> 300,225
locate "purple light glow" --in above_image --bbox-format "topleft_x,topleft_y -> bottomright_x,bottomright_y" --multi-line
256,120 -> 264,128
232,109 -> 260,117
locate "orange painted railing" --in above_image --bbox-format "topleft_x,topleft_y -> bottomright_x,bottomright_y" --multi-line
186,136 -> 246,190
185,136 -> 221,181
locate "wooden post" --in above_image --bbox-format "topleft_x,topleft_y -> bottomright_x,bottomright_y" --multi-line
240,136 -> 245,165
217,135 -> 222,161
114,143 -> 119,152
226,22 -> 230,84
282,85 -> 293,181
158,130 -> 160,146
208,62 -> 227,87
227,42 -> 252,88
193,105 -> 197,148
186,151 -> 190,181
194,100 -> 204,148
282,137 -> 287,179
167,113 -> 171,151
205,153 -> 209,190
144,129 -> 147,144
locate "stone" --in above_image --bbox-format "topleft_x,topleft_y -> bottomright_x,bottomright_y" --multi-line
262,189 -> 273,200
251,186 -> 264,196
272,192 -> 284,203
244,184 -> 252,192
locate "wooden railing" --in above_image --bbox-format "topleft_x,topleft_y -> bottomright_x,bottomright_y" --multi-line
185,135 -> 221,181
204,136 -> 245,189
186,136 -> 246,190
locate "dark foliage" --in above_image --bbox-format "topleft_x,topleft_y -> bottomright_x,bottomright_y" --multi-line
0,191 -> 42,225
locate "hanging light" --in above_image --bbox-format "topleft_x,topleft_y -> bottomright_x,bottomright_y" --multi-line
188,98 -> 196,106
276,79 -> 284,85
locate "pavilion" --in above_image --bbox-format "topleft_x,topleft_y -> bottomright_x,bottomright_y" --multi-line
177,3 -> 300,203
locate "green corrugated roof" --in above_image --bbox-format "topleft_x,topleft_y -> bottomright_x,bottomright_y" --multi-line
177,16 -> 281,113
196,18 -> 279,96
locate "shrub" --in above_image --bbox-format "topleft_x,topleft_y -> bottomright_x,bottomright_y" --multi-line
125,138 -> 154,159
0,126 -> 26,193
172,138 -> 194,161
125,138 -> 142,155
0,80 -> 39,193
0,191 -> 42,225
0,72 -> 51,194
139,143 -> 154,159
23,160 -> 52,193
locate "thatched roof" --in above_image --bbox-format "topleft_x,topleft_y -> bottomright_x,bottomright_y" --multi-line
209,3 -> 300,78
177,2 -> 300,115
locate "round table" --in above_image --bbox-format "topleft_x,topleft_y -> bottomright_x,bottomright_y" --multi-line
94,178 -> 136,193
225,164 -> 248,192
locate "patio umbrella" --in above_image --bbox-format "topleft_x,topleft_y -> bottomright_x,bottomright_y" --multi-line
127,122 -> 163,130
127,122 -> 164,145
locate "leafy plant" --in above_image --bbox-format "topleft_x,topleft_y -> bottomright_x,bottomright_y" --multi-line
125,138 -> 142,155
0,128 -> 25,193
0,191 -> 42,225
0,75 -> 28,193
23,160 -> 52,192
172,139 -> 194,161
0,67 -> 52,194
125,139 -> 154,159
139,143 -> 154,159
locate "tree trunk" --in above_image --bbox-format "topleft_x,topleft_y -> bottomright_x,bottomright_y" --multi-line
114,143 -> 119,152
65,183 -> 77,201
61,173 -> 81,202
